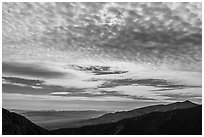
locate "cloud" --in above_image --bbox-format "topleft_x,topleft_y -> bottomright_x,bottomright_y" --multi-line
3,81 -> 42,89
51,92 -> 71,95
2,3 -> 202,110
2,3 -> 201,72
2,76 -> 46,90
156,87 -> 202,99
96,78 -> 201,90
68,64 -> 128,75
162,93 -> 201,100
50,88 -> 107,97
49,86 -> 158,101
3,76 -> 44,86
2,62 -> 67,78
2,75 -> 72,94
3,92 -> 165,111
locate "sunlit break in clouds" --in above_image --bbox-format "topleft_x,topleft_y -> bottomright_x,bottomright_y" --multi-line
2,2 -> 202,111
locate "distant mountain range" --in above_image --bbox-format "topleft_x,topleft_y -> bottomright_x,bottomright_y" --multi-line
9,109 -> 107,130
2,100 -> 202,135
56,100 -> 198,128
52,105 -> 201,135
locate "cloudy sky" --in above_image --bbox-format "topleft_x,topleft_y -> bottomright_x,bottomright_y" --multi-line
2,2 -> 202,111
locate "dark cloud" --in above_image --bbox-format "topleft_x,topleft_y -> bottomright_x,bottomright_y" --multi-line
95,78 -> 201,90
69,65 -> 128,75
3,76 -> 44,86
2,84 -> 48,95
2,62 -> 66,78
2,76 -> 66,94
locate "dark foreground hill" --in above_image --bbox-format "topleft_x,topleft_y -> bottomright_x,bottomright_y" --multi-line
61,100 -> 198,128
2,108 -> 50,135
52,105 -> 202,135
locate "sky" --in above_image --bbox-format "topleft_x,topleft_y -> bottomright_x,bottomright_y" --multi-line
2,2 -> 202,111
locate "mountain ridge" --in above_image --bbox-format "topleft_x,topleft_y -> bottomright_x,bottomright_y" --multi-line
51,105 -> 202,135
2,100 -> 201,135
61,100 -> 198,128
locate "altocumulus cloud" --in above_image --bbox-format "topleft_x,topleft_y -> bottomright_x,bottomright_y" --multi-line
2,2 -> 202,71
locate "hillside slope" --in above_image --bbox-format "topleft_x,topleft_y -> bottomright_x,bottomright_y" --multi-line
2,108 -> 50,135
52,105 -> 202,135
63,100 -> 198,128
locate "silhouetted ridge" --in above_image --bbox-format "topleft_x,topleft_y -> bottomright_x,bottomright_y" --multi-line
183,100 -> 195,104
51,105 -> 202,135
2,101 -> 201,135
64,100 -> 198,128
2,108 -> 50,135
